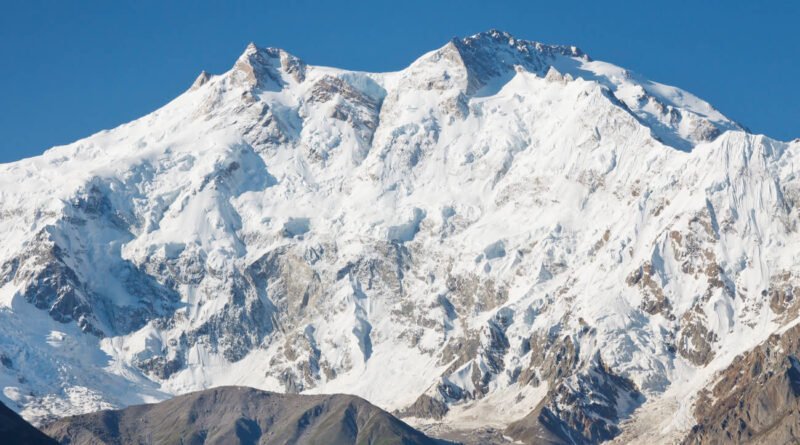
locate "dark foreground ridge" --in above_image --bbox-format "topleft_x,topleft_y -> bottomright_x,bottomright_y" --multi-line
0,400 -> 57,445
42,386 -> 455,445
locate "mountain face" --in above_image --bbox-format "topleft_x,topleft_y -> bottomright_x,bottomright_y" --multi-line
42,386 -> 447,445
0,399 -> 56,444
0,29 -> 798,443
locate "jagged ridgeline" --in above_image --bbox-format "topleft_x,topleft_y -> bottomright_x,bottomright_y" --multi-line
0,30 -> 799,444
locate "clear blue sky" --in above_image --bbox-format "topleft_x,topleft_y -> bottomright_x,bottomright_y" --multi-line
1,0 -> 797,163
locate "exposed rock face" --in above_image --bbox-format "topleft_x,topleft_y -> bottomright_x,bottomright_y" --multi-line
0,400 -> 56,445
768,271 -> 800,320
684,324 -> 800,444
506,356 -> 644,444
0,181 -> 180,337
449,29 -> 584,94
42,386 -> 450,445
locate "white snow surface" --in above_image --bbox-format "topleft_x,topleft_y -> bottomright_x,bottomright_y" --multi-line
0,30 -> 797,441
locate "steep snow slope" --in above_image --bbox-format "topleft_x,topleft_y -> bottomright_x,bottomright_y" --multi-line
0,30 -> 797,443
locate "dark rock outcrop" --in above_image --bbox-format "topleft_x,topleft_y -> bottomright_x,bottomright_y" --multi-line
42,386 -> 454,445
0,400 -> 57,445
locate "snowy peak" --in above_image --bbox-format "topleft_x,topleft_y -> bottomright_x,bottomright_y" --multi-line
184,30 -> 744,154
457,29 -> 584,55
400,30 -> 738,150
410,30 -> 585,95
451,29 -> 586,81
230,42 -> 306,89
190,70 -> 211,90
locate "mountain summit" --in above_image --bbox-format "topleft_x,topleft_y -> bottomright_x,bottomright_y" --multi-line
0,31 -> 798,444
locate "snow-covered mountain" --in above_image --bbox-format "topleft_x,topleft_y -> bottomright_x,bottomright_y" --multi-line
0,29 -> 798,443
